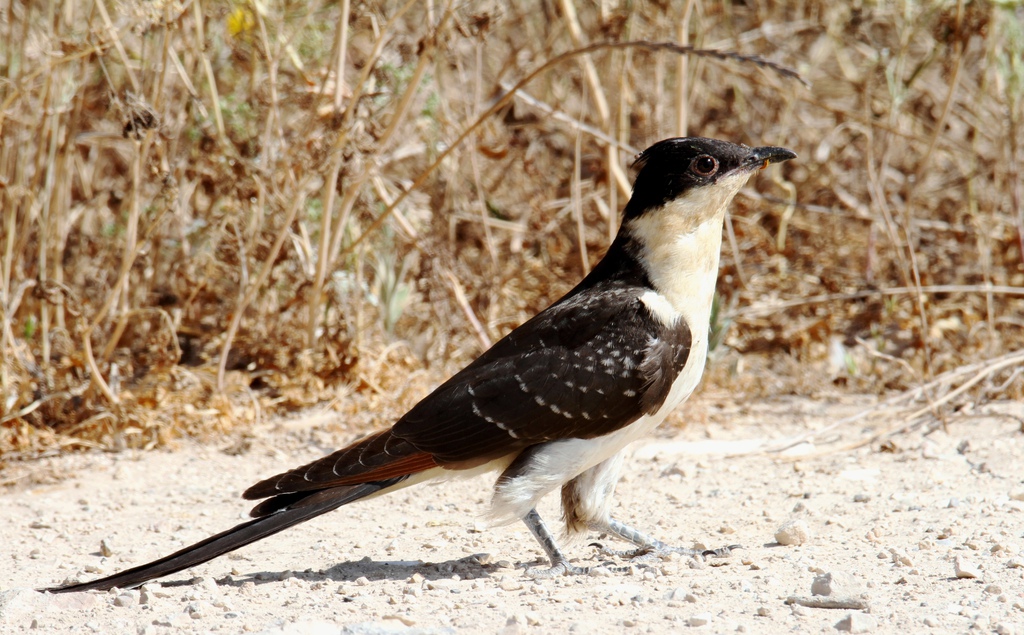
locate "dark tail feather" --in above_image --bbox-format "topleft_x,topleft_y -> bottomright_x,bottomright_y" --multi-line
41,477 -> 406,593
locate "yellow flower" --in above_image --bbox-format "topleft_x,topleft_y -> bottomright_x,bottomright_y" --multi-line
226,6 -> 255,37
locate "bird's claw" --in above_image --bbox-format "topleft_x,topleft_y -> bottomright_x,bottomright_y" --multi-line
590,542 -> 742,565
589,541 -> 645,559
702,544 -> 741,558
525,559 -> 595,578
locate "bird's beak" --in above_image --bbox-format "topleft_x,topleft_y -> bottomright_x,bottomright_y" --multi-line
742,146 -> 797,172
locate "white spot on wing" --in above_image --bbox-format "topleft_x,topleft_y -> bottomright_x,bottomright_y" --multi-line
496,420 -> 520,439
474,399 -> 519,439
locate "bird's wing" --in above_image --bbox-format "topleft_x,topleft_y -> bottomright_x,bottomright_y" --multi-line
395,282 -> 693,462
245,281 -> 693,503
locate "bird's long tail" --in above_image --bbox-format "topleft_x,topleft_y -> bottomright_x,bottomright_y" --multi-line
41,477 -> 406,593
42,428 -> 441,593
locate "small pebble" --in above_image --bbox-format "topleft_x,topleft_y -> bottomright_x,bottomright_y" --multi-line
834,611 -> 877,632
686,557 -> 707,570
920,441 -> 939,459
811,571 -> 861,597
473,552 -> 493,565
425,579 -> 456,592
775,520 -> 811,546
954,556 -> 981,579
889,548 -> 913,567
688,613 -> 712,627
500,579 -> 523,592
186,601 -> 211,619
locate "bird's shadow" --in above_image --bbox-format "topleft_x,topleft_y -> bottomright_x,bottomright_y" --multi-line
158,553 -> 506,589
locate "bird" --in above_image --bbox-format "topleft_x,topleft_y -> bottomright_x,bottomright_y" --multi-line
43,136 -> 796,593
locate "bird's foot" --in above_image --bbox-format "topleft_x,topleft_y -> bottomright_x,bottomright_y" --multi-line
591,542 -> 741,565
590,518 -> 741,566
521,508 -> 622,577
525,558 -> 604,578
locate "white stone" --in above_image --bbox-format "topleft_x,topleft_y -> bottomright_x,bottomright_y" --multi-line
775,520 -> 811,546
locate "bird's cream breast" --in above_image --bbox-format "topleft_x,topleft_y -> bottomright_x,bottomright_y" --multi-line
625,170 -> 750,327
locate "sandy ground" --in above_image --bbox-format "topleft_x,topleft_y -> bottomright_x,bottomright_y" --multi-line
2,396 -> 1023,635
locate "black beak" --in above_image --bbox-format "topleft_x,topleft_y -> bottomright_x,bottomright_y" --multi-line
743,146 -> 797,171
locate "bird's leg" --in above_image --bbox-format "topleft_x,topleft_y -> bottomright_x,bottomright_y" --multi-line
521,508 -> 603,577
592,518 -> 740,562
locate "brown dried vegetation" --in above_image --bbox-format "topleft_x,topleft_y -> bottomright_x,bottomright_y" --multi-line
2,1 -> 1023,462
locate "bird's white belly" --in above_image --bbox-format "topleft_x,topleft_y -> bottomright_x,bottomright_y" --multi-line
487,337 -> 708,526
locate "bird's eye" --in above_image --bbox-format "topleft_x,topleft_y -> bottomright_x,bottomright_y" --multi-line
691,155 -> 719,177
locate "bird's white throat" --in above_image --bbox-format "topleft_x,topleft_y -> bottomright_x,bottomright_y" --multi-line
624,170 -> 750,329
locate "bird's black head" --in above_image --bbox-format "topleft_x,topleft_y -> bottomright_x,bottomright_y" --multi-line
623,137 -> 796,220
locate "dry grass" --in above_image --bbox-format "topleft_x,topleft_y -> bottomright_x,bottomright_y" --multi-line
2,0 -> 1023,463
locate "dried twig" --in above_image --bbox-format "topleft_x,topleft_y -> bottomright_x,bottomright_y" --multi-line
769,348 -> 1024,457
730,284 -> 1024,320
